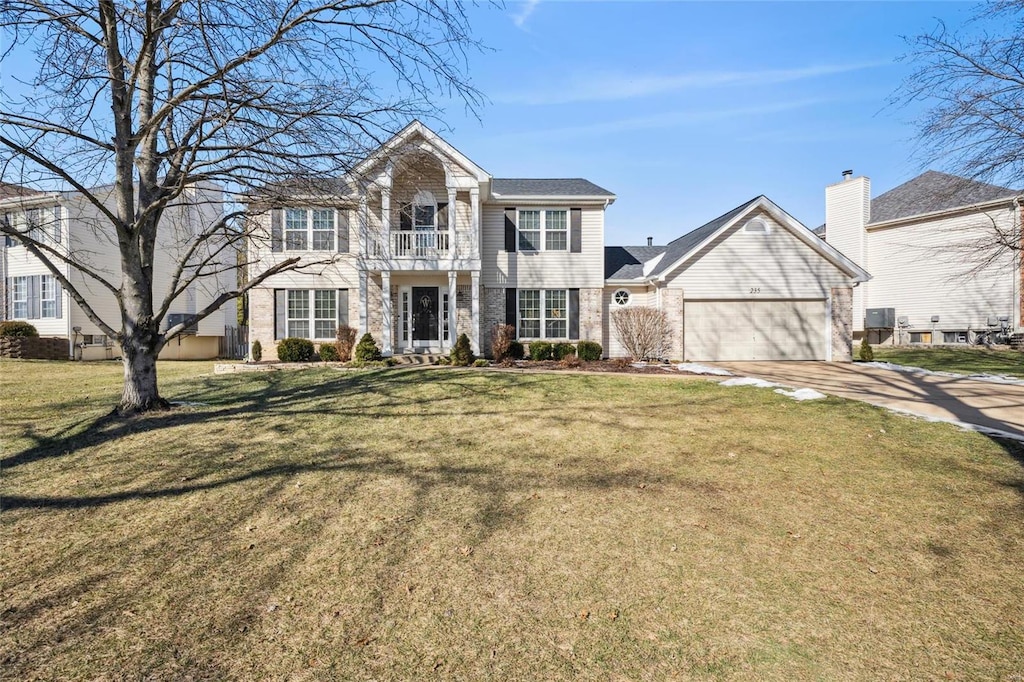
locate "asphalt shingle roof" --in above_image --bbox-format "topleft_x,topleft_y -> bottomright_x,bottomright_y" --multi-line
491,178 -> 614,197
604,245 -> 667,280
646,197 -> 762,278
0,182 -> 42,201
869,171 -> 1021,224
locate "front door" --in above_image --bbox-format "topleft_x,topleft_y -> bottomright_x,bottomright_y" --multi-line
412,287 -> 439,343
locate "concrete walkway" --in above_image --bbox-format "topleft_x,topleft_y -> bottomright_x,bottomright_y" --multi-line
715,361 -> 1024,440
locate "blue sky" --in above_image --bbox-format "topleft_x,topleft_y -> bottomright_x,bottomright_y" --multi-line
440,1 -> 978,246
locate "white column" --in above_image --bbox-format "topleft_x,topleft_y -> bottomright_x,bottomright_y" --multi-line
470,270 -> 480,355
448,270 -> 458,349
381,270 -> 392,356
358,270 -> 368,336
359,195 -> 368,257
470,188 -> 480,260
447,187 -> 457,258
381,188 -> 391,259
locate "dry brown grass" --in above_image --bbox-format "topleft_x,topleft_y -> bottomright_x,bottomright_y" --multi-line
1,359 -> 1023,680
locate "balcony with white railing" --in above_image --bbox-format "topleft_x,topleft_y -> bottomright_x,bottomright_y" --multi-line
392,230 -> 450,258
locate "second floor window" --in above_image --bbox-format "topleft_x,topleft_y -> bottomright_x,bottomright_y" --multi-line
518,209 -> 568,252
284,208 -> 335,251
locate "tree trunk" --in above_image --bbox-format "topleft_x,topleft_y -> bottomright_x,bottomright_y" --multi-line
118,335 -> 168,415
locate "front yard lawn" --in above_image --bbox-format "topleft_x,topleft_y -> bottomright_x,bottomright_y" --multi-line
871,345 -> 1024,378
2,360 -> 1023,679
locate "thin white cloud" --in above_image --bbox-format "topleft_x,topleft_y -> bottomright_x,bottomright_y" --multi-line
495,99 -> 826,141
496,62 -> 890,105
511,0 -> 541,29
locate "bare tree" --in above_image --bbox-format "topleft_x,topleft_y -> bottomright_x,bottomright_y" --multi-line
897,0 -> 1024,266
0,0 -> 485,414
610,307 -> 671,361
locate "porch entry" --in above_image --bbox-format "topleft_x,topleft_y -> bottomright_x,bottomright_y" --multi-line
399,285 -> 451,351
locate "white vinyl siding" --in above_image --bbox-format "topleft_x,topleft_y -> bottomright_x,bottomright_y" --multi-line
664,212 -> 852,298
862,209 -> 1018,332
482,204 -> 605,288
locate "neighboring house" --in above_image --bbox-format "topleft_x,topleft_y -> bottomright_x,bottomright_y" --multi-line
821,170 -> 1023,343
247,122 -> 869,362
1,181 -> 233,360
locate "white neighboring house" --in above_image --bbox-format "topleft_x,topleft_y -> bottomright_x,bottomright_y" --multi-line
820,170 -> 1023,344
247,122 -> 870,362
0,181 -> 234,360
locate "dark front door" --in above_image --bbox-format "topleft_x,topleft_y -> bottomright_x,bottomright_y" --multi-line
412,287 -> 439,342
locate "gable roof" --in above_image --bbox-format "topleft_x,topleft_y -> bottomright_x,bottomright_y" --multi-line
636,195 -> 869,284
646,198 -> 761,278
352,120 -> 490,183
869,171 -> 1021,224
605,245 -> 667,280
0,182 -> 42,201
491,178 -> 615,199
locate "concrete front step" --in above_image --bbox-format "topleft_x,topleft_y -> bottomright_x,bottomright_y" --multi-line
390,354 -> 444,365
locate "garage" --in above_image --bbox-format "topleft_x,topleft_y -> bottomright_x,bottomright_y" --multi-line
684,299 -> 827,361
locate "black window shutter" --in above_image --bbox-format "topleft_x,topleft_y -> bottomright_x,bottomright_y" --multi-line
28,275 -> 40,320
274,289 -> 286,339
399,203 -> 412,231
337,209 -> 349,253
505,288 -> 517,334
570,208 -> 582,253
437,203 -> 449,230
569,289 -> 580,339
271,209 -> 283,252
337,289 -> 349,326
5,277 -> 11,318
504,208 -> 517,252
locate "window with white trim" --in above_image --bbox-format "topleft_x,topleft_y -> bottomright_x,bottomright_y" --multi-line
40,275 -> 57,318
284,208 -> 336,251
11,276 -> 28,318
286,289 -> 339,339
518,209 -> 568,252
518,289 -> 569,339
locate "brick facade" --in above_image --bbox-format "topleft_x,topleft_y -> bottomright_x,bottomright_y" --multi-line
661,289 -> 685,360
830,286 -> 854,362
248,287 -> 278,361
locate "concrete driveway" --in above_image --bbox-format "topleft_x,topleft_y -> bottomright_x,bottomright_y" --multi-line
715,361 -> 1024,440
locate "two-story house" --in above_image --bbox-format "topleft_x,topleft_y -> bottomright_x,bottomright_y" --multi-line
1,181 -> 233,360
249,121 -> 870,362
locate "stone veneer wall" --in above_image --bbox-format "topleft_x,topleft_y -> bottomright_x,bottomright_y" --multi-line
830,286 -> 853,362
578,288 -> 603,348
0,336 -> 68,359
366,274 -> 384,344
248,287 -> 279,360
661,289 -> 685,361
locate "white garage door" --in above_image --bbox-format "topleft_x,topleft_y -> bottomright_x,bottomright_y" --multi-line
684,299 -> 827,361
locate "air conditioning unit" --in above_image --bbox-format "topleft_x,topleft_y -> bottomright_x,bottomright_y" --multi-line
164,313 -> 198,336
865,308 -> 895,329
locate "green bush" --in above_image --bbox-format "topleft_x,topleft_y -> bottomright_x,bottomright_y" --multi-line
576,340 -> 602,361
491,324 -> 515,361
553,342 -> 576,361
507,340 -> 525,360
858,336 -> 874,362
450,333 -> 475,366
277,337 -> 316,362
473,358 -> 490,367
319,344 -> 340,361
250,339 -> 263,362
529,341 -> 553,361
0,320 -> 39,337
354,333 -> 382,362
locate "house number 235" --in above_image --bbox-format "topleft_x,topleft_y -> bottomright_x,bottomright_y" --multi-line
749,287 -> 761,294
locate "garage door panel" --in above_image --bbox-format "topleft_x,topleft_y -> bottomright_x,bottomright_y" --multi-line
685,299 -> 826,361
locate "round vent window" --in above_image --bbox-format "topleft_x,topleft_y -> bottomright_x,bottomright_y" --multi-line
613,289 -> 631,306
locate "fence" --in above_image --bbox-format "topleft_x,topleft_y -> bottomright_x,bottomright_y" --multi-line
220,325 -> 248,359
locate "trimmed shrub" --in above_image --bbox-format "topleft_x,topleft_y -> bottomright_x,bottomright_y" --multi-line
277,337 -> 316,362
507,340 -> 525,360
354,333 -> 382,362
473,358 -> 490,367
0,321 -> 39,338
250,339 -> 263,362
491,323 -> 516,361
450,333 -> 475,366
529,341 -> 553,361
553,342 -> 576,361
335,324 -> 356,362
577,340 -> 602,361
559,354 -> 581,369
319,344 -> 340,362
858,336 -> 874,362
